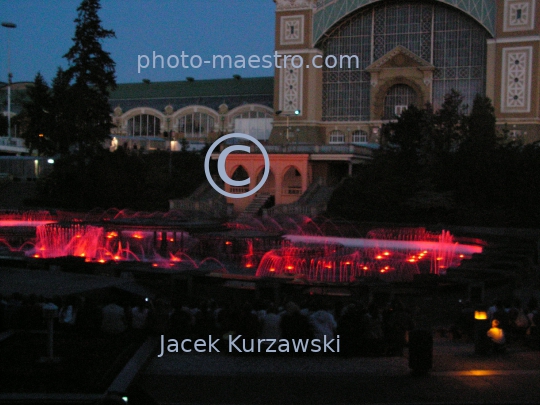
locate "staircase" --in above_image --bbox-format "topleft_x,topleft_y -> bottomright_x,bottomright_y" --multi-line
266,180 -> 336,217
237,193 -> 272,219
169,176 -> 230,218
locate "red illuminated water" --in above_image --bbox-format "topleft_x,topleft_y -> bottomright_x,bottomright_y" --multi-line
0,211 -> 484,281
256,229 -> 482,282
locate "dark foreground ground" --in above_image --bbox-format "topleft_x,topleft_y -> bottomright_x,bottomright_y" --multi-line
139,337 -> 540,405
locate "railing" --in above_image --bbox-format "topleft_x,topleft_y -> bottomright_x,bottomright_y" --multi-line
251,143 -> 374,156
230,186 -> 249,194
169,198 -> 230,218
285,186 -> 302,195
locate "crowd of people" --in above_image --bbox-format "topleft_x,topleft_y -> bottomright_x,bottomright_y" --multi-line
3,290 -> 539,355
0,292 -> 417,356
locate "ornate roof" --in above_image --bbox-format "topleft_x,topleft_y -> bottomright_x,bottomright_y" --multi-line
313,0 -> 496,43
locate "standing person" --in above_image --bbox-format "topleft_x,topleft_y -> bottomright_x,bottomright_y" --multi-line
131,299 -> 150,332
280,302 -> 312,340
260,303 -> 282,340
310,301 -> 337,341
101,300 -> 127,335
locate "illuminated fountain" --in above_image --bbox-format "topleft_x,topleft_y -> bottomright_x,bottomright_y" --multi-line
0,210 -> 57,227
28,223 -> 226,272
0,211 -> 484,282
256,228 -> 483,282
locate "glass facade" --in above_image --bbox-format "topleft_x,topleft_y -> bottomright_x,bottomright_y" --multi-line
178,112 -> 215,138
232,110 -> 273,140
127,114 -> 161,137
319,1 -> 489,121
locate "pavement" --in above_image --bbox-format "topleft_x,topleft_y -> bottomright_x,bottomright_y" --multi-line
138,337 -> 540,405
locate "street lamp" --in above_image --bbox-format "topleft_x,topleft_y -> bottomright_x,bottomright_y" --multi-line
2,21 -> 16,141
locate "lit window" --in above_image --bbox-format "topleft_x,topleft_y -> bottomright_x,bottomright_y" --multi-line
394,105 -> 408,116
352,130 -> 368,143
329,130 -> 345,144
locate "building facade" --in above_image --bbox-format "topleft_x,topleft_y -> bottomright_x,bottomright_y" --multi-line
271,0 -> 540,144
107,0 -> 540,213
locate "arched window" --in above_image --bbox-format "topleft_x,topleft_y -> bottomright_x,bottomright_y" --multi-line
352,130 -> 368,143
231,109 -> 273,140
384,84 -> 417,119
178,112 -> 215,138
282,167 -> 302,195
127,114 -> 161,137
329,130 -> 345,144
231,166 -> 249,182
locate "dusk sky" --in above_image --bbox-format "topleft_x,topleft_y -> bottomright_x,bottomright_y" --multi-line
0,0 -> 276,85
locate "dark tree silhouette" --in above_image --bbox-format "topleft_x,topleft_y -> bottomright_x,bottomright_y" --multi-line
19,72 -> 55,155
63,0 -> 116,155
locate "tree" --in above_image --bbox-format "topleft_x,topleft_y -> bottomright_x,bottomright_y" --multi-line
19,72 -> 55,155
434,89 -> 466,155
50,67 -> 77,154
461,94 -> 498,154
63,0 -> 116,155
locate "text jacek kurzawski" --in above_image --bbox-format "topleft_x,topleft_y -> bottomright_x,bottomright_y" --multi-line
157,335 -> 340,356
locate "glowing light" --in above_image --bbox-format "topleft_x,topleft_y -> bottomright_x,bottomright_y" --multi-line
106,232 -> 118,239
225,241 -> 232,245
380,269 -> 386,273
33,254 -> 40,258
474,311 -> 488,320
132,234 -> 143,239
113,255 -> 121,260
80,253 -> 86,257
98,259 -> 106,264
325,264 -> 332,269
344,261 -> 351,265
436,257 -> 443,261
408,259 -> 416,263
459,254 -> 464,258
286,265 -> 294,270
245,263 -> 253,268
362,266 -> 369,270
383,251 -> 390,256
152,263 -> 158,267
269,268 -> 275,272
375,255 -> 383,260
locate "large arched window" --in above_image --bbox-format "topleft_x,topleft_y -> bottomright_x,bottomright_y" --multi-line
177,112 -> 215,138
384,84 -> 418,119
231,109 -> 273,140
127,114 -> 161,136
319,1 -> 489,121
